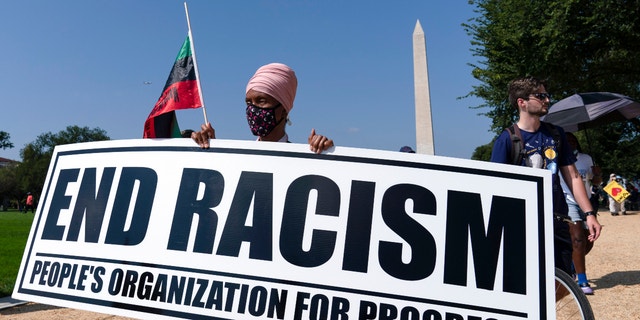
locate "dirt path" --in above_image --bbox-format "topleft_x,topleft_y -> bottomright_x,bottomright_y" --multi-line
577,210 -> 640,319
1,211 -> 638,319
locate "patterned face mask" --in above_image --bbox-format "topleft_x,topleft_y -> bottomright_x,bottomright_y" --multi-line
246,103 -> 284,137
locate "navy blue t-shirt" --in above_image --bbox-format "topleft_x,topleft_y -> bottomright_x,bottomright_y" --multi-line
490,122 -> 576,216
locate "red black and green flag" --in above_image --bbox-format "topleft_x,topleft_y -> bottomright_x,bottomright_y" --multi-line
143,35 -> 202,138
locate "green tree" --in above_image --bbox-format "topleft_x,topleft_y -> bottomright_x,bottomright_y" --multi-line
17,126 -> 110,199
0,131 -> 13,150
0,166 -> 18,210
575,123 -> 640,178
471,141 -> 494,161
465,0 -> 640,173
0,131 -> 17,208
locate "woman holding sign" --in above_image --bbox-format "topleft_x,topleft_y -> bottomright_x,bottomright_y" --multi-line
191,63 -> 334,154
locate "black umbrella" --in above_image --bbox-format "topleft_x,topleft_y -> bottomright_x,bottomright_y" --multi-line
542,92 -> 640,132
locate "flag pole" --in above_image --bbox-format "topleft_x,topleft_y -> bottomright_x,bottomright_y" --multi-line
184,2 -> 208,124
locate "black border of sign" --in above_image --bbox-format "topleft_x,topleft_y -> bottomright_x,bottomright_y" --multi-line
17,145 -> 549,319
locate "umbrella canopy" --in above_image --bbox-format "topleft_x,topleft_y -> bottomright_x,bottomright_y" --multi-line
541,92 -> 640,132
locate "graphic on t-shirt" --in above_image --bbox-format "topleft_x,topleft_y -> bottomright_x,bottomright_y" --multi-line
523,137 -> 559,174
544,147 -> 557,160
528,153 -> 543,169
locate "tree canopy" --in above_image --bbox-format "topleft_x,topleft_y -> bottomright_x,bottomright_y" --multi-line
15,126 -> 110,201
466,0 -> 640,177
0,131 -> 13,150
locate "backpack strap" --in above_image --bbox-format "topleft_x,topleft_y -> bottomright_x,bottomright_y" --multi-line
507,124 -> 525,165
541,121 -> 562,157
507,122 -> 563,165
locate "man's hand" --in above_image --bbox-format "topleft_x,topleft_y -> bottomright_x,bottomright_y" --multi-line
585,215 -> 602,242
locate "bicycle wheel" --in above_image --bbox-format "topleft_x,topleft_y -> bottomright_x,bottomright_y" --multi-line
555,267 -> 595,320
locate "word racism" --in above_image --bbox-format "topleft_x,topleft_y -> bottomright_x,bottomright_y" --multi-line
14,140 -> 552,319
42,166 -> 527,288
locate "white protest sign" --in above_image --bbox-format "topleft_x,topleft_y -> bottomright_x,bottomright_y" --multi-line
13,139 -> 555,319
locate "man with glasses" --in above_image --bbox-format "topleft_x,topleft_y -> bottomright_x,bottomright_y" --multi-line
490,77 -> 602,277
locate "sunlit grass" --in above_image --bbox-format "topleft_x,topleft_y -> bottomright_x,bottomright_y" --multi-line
0,209 -> 34,297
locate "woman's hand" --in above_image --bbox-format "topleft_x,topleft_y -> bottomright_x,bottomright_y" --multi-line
192,122 -> 216,148
308,128 -> 334,154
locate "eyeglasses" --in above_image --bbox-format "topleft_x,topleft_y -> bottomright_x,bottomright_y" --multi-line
529,92 -> 551,101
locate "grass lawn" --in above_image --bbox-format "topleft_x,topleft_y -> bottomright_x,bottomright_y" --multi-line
0,209 -> 34,298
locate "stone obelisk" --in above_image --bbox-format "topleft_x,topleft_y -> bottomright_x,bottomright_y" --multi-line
413,20 -> 435,155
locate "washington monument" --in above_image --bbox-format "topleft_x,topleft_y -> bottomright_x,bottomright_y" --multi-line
413,20 -> 435,155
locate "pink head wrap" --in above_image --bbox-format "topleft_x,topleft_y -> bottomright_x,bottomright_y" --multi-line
246,63 -> 297,113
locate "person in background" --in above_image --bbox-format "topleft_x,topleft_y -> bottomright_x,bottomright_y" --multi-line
625,180 -> 638,210
560,132 -> 601,294
192,63 -> 333,153
399,146 -> 416,153
490,76 -> 602,278
25,192 -> 34,213
590,182 -> 603,212
608,173 -> 627,216
181,129 -> 194,138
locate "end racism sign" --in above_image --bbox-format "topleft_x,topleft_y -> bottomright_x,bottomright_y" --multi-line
13,139 -> 556,319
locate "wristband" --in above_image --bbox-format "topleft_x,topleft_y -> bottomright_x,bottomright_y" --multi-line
584,211 -> 596,216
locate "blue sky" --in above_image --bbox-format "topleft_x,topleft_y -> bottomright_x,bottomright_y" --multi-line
0,0 -> 494,161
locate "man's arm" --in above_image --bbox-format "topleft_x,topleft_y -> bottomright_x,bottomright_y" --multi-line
490,131 -> 511,164
561,164 -> 602,241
